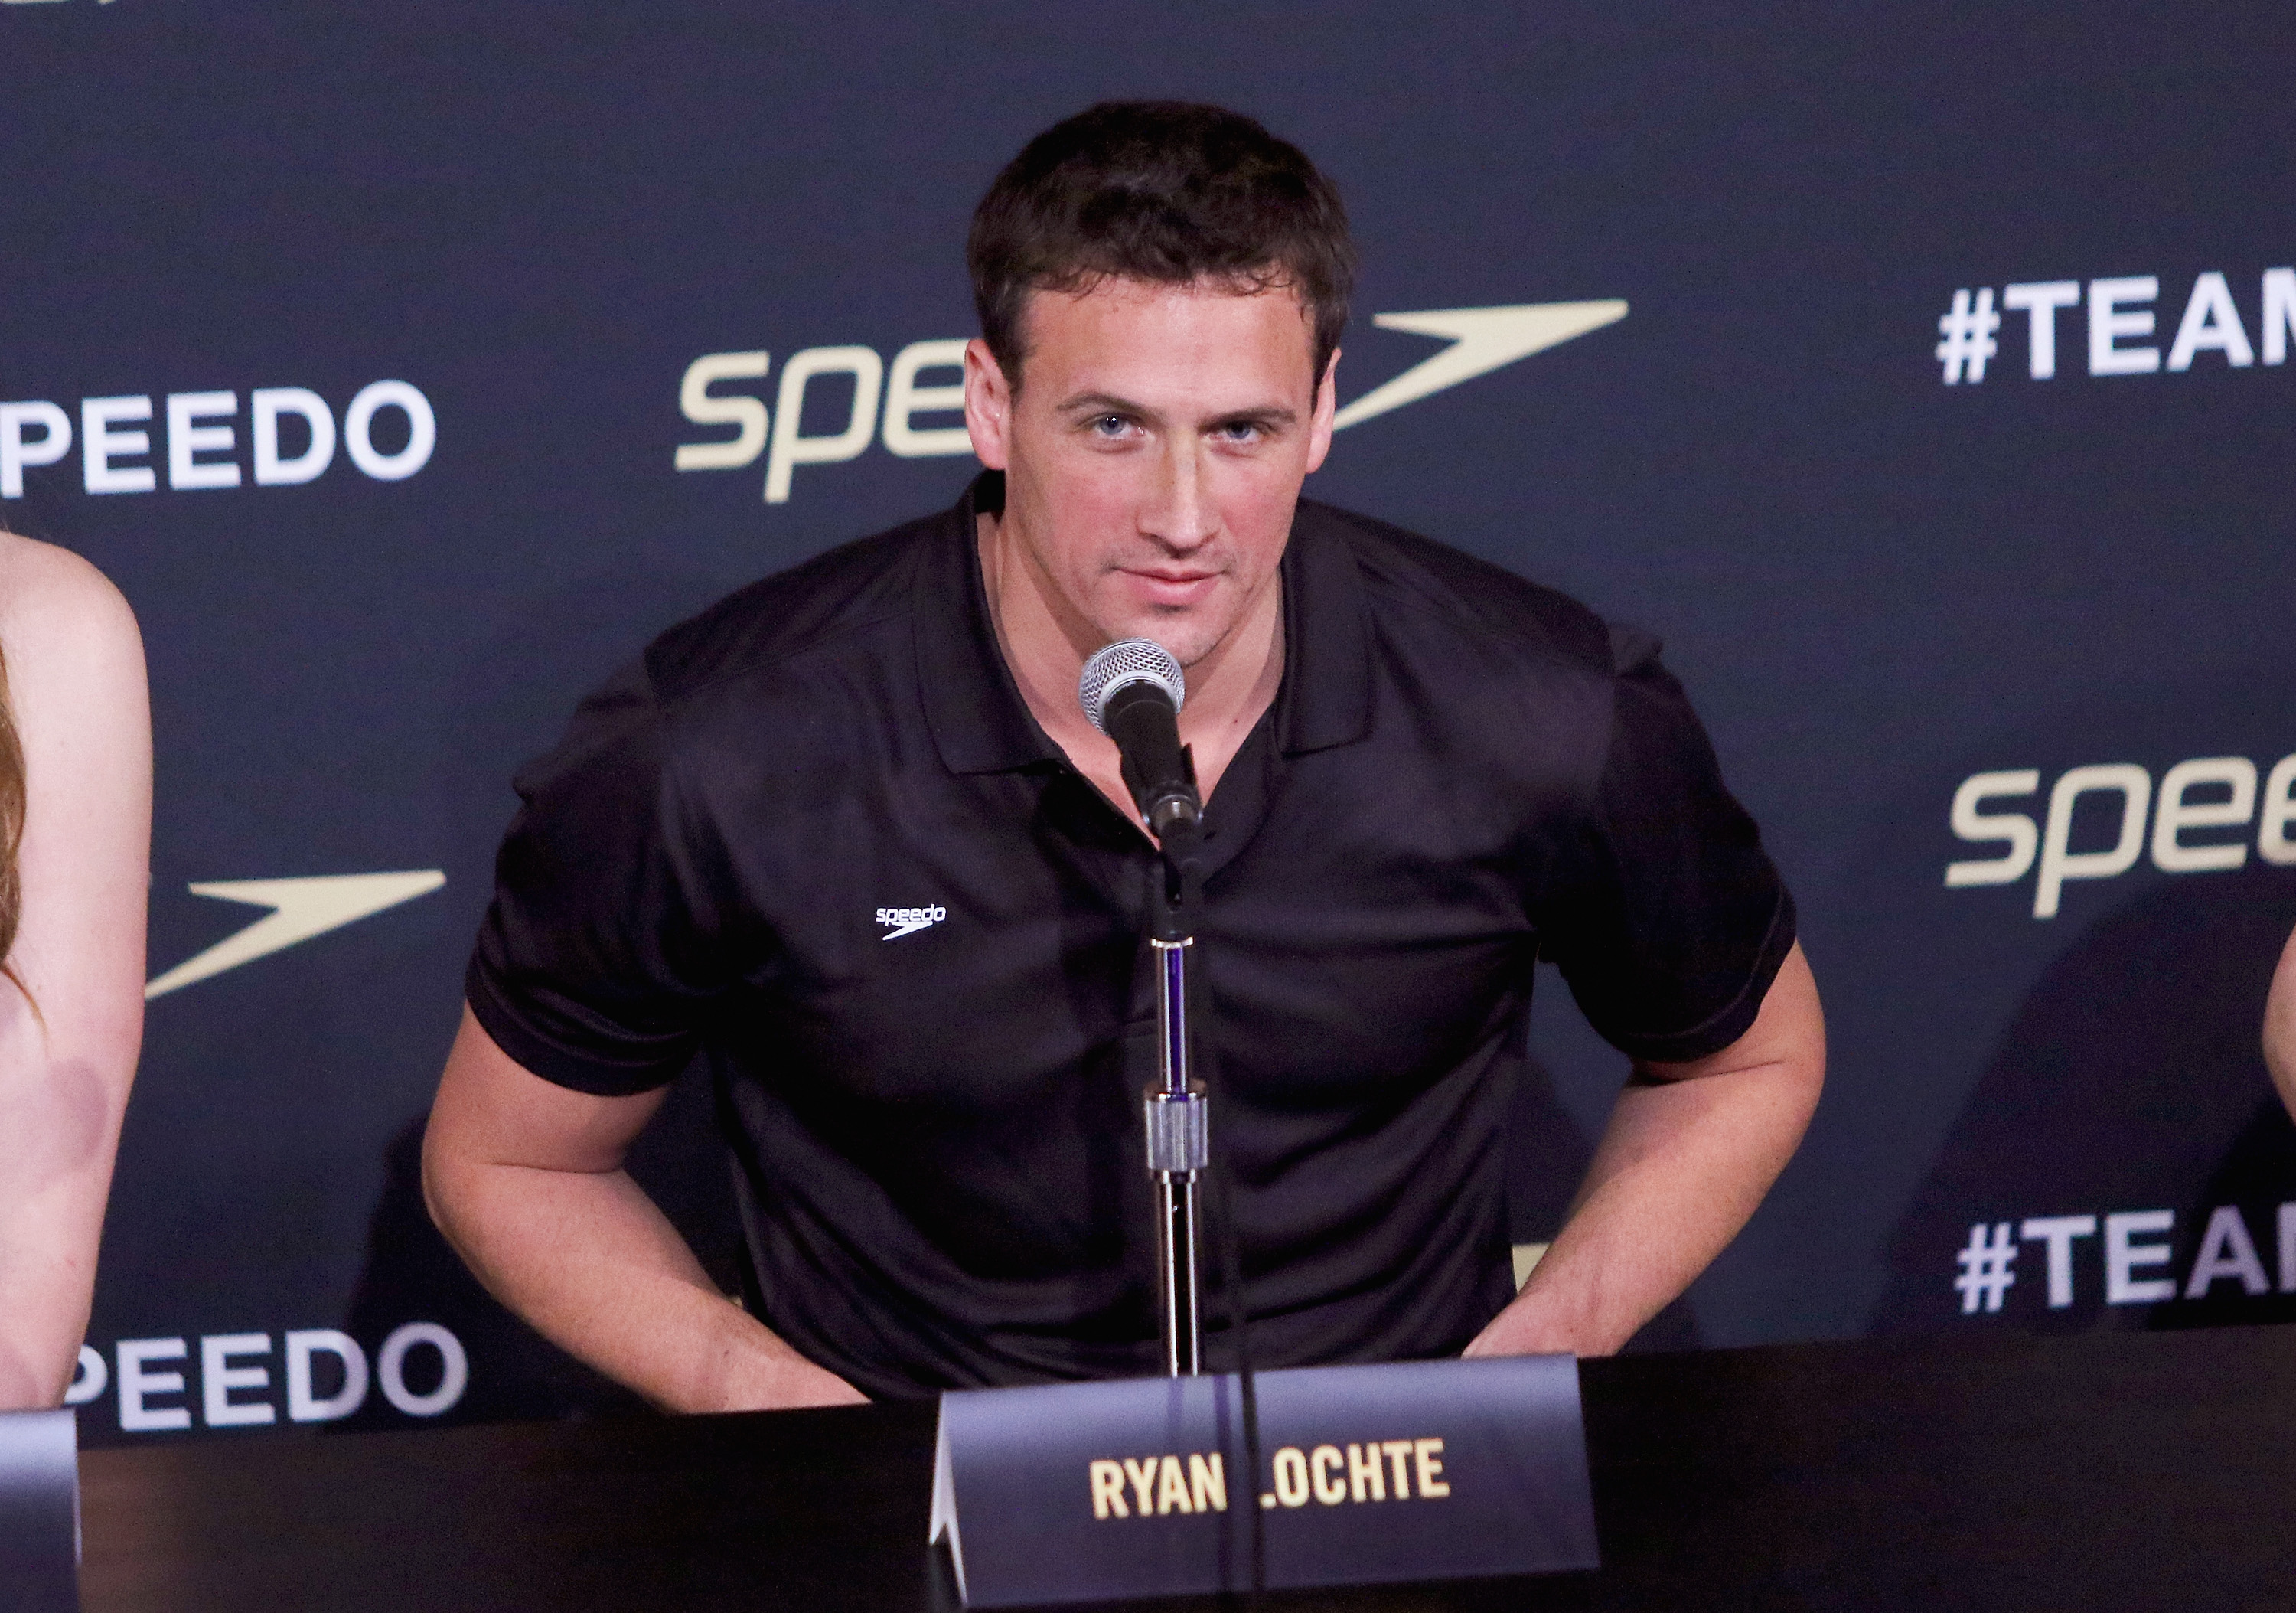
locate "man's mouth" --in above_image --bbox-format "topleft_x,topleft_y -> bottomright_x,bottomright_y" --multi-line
1119,567 -> 1221,608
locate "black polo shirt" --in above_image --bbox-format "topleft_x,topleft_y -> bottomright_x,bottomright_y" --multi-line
468,472 -> 1794,1397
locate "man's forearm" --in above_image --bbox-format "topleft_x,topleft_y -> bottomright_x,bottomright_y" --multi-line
1470,1060 -> 1819,1355
1469,944 -> 1825,1358
422,1008 -> 866,1412
423,1154 -> 860,1412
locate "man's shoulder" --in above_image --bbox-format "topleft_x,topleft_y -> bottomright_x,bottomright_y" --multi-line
639,504 -> 953,707
1297,500 -> 1623,679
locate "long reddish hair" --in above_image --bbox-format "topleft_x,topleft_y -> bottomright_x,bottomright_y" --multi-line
0,636 -> 21,982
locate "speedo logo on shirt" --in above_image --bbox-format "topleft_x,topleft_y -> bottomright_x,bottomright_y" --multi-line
877,905 -> 947,940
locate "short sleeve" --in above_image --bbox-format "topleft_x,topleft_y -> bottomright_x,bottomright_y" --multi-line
465,657 -> 734,1095
1538,624 -> 1796,1064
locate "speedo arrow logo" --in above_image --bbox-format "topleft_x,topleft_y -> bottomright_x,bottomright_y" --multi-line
677,297 -> 1627,502
1332,300 -> 1629,430
145,870 -> 446,1000
877,904 -> 947,939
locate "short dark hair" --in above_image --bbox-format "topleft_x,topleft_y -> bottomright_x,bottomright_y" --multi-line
968,101 -> 1355,391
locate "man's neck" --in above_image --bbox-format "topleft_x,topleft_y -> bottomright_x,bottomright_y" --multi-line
976,509 -> 1285,818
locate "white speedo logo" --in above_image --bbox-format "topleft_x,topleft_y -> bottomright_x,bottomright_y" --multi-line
877,905 -> 947,940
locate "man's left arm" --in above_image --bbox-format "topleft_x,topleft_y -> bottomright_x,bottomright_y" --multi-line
1465,941 -> 1823,1360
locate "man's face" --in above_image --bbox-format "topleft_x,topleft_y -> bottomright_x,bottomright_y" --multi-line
964,276 -> 1336,669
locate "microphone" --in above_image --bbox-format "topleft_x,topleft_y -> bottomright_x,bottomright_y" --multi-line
1078,638 -> 1201,837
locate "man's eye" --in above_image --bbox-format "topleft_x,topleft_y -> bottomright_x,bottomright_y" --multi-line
1091,414 -> 1130,437
1217,422 -> 1263,444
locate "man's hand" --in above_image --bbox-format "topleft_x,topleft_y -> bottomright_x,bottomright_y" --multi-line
422,1007 -> 866,1412
1464,942 -> 1825,1360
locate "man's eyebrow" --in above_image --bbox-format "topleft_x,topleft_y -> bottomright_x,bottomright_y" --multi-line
1055,391 -> 1155,419
1208,403 -> 1299,429
1054,393 -> 1300,430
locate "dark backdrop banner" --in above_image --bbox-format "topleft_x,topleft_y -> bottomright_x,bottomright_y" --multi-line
3,1 -> 2291,1445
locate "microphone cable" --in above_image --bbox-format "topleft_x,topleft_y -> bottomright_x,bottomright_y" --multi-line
1210,1132 -> 1265,1601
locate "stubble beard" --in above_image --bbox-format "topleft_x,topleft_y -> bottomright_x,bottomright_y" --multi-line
1095,577 -> 1241,672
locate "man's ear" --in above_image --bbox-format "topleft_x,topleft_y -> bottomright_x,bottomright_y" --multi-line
964,338 -> 1013,470
1304,347 -> 1340,474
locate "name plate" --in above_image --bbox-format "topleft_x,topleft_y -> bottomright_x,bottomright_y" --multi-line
0,1409 -> 80,1613
928,1357 -> 1596,1606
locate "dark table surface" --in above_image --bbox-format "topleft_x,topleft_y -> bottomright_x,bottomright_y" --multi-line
78,1324 -> 2296,1611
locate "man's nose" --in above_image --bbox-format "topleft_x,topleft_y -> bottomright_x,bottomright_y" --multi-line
1140,437 -> 1216,552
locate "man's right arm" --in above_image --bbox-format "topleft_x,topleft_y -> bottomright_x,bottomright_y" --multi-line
421,1006 -> 866,1412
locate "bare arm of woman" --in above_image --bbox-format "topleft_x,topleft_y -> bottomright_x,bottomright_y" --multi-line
0,535 -> 151,1410
2265,925 -> 2296,1123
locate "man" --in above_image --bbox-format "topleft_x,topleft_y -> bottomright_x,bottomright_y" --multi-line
423,102 -> 1825,1411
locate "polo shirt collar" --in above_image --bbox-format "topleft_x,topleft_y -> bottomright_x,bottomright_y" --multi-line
1272,500 -> 1374,757
916,473 -> 1373,776
916,472 -> 1062,775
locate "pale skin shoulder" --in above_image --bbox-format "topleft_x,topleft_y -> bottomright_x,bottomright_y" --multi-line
0,531 -> 152,1410
2264,926 -> 2296,1121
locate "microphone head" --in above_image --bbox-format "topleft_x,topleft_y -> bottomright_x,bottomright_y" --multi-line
1078,638 -> 1186,736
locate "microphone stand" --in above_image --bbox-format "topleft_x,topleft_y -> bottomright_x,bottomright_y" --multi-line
1143,818 -> 1208,1376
